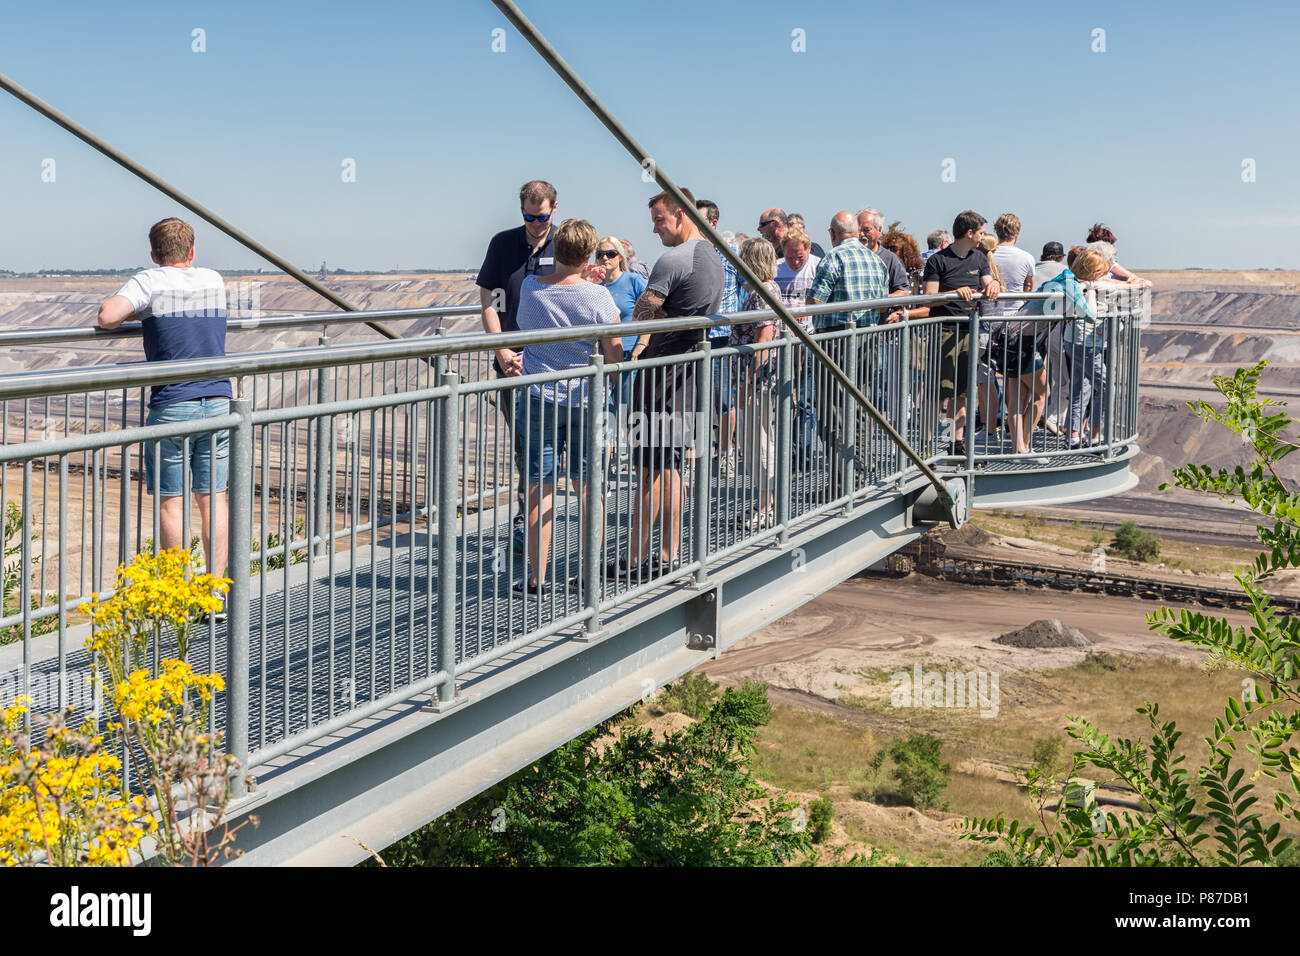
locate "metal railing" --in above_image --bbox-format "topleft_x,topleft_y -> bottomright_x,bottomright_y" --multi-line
0,287 -> 1144,792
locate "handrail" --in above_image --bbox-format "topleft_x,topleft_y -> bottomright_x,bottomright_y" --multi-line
0,304 -> 484,348
0,291 -> 1069,403
0,289 -> 1075,349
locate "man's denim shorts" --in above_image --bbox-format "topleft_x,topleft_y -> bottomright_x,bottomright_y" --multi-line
517,391 -> 586,484
144,398 -> 231,497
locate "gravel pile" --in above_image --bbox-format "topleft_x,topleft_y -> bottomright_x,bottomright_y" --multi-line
995,618 -> 1093,649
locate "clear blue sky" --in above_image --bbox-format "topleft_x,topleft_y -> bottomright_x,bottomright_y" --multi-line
1,0 -> 1296,273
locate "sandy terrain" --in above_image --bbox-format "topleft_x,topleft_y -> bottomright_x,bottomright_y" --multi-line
704,573 -> 1223,700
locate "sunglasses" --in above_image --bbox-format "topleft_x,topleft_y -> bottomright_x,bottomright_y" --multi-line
594,250 -> 620,260
522,212 -> 553,223
758,218 -> 781,229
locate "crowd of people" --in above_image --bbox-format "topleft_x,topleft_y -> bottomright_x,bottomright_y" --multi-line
475,179 -> 1150,595
92,186 -> 1149,608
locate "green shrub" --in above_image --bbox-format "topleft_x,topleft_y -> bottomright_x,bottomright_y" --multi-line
376,681 -> 809,866
1111,520 -> 1161,562
656,671 -> 720,719
808,796 -> 834,844
886,733 -> 950,811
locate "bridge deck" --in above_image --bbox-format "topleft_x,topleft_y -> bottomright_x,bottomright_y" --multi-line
1,431 -> 1120,774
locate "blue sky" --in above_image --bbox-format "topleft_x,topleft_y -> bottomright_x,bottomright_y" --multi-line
1,0 -> 1297,273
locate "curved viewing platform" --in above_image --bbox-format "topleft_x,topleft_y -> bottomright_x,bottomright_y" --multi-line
0,287 -> 1144,863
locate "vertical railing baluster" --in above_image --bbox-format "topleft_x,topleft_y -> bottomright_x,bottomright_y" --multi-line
965,307 -> 979,476
692,345 -> 713,585
583,354 -> 604,635
775,337 -> 792,547
227,394 -> 253,797
314,338 -> 332,557
435,372 -> 459,706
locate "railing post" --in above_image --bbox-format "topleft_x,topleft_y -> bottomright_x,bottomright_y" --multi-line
692,343 -> 712,585
583,354 -> 605,636
312,337 -> 332,558
775,337 -> 792,546
1105,308 -> 1118,457
435,372 -> 460,706
965,306 -> 979,475
842,322 -> 859,511
226,394 -> 253,797
430,338 -> 447,524
896,313 -> 910,483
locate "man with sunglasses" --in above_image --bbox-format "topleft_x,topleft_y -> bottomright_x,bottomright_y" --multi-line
476,179 -> 560,551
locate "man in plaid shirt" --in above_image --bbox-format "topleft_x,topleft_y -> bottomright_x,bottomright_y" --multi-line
805,211 -> 891,496
806,211 -> 890,329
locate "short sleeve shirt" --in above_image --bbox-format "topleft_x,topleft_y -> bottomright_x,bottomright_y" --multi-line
604,270 -> 648,352
641,239 -> 724,359
516,277 -> 620,405
113,266 -> 229,408
922,246 -> 992,317
806,239 -> 890,328
475,224 -> 558,333
875,245 -> 912,294
775,254 -> 821,331
991,244 -> 1037,315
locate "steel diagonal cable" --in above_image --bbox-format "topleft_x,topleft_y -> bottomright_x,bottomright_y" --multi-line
0,70 -> 403,342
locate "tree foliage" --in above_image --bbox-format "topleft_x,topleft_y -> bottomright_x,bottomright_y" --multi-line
380,681 -> 810,866
962,361 -> 1300,866
885,733 -> 951,811
1111,520 -> 1162,562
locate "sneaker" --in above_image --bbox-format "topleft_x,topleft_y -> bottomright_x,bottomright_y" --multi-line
1044,414 -> 1061,436
512,516 -> 526,554
511,577 -> 546,601
951,440 -> 968,459
604,557 -> 641,581
718,452 -> 738,481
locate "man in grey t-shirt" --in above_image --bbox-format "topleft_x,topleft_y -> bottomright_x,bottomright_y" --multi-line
612,188 -> 722,580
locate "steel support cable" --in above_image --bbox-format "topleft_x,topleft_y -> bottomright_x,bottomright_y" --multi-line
0,71 -> 403,342
491,0 -> 958,517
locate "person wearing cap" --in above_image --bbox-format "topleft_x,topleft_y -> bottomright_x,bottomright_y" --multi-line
1034,241 -> 1067,287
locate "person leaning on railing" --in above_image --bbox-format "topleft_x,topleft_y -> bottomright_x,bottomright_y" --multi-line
510,218 -> 624,600
1031,246 -> 1112,449
96,218 -> 231,623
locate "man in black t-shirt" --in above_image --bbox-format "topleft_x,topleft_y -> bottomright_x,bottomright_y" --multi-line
476,180 -> 560,551
921,210 -> 1001,452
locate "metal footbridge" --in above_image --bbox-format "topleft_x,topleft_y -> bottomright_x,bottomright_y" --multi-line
0,293 -> 1142,865
0,0 -> 1142,865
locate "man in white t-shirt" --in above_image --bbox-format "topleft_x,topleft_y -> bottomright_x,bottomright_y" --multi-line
990,213 -> 1037,314
98,219 -> 230,606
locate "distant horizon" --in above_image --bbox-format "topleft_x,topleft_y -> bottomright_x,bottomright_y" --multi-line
2,1 -> 1298,274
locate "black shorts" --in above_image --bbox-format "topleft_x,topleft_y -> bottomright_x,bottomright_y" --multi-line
990,333 -> 1045,379
630,361 -> 697,470
939,324 -> 969,401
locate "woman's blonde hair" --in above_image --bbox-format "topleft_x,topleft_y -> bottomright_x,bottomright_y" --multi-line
740,237 -> 778,283
1070,247 -> 1110,282
597,235 -> 628,272
979,234 -> 1003,287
